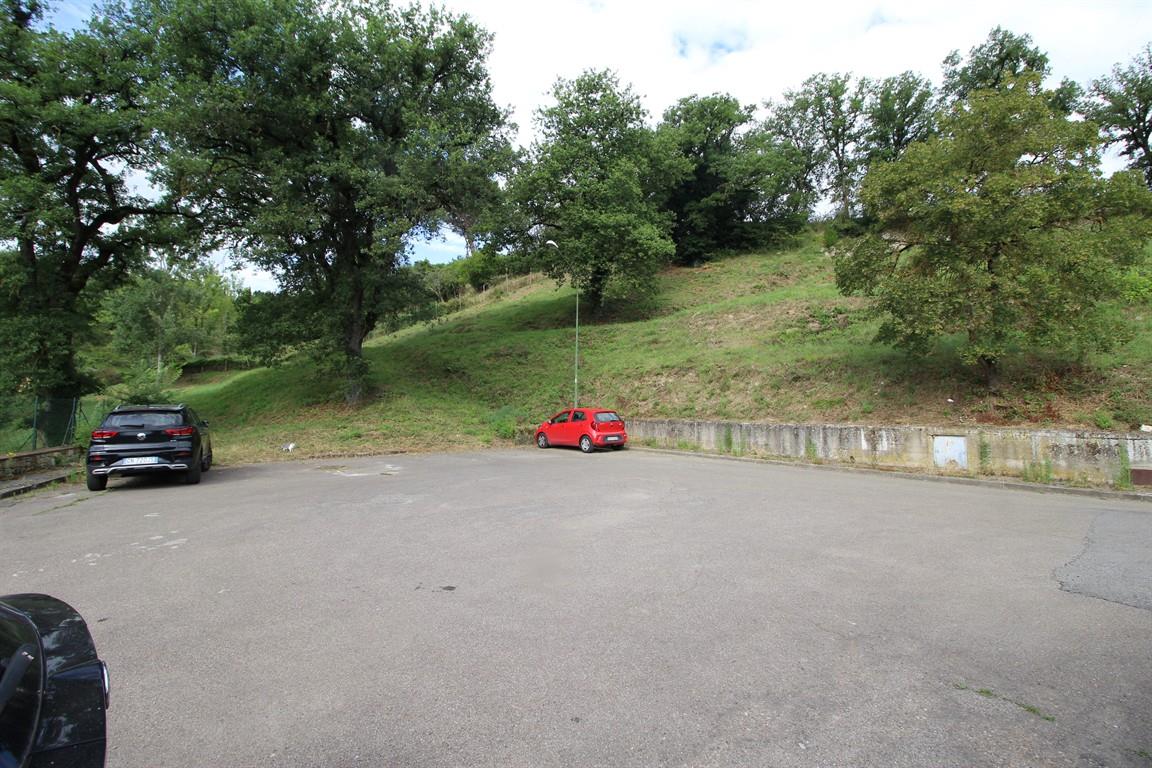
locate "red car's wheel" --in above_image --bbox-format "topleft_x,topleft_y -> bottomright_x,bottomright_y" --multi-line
579,435 -> 594,453
537,433 -> 549,449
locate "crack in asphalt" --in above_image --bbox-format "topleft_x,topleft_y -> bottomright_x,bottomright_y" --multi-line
1054,509 -> 1152,612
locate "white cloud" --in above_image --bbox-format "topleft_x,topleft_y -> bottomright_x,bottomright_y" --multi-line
454,0 -> 1152,135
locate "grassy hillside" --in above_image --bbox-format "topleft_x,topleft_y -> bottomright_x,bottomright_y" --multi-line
174,231 -> 1152,465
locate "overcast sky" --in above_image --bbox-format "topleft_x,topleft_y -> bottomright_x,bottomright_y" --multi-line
47,0 -> 1152,287
457,0 -> 1149,144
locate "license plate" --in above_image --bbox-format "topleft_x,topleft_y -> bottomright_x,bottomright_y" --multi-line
120,456 -> 159,466
606,436 -> 620,442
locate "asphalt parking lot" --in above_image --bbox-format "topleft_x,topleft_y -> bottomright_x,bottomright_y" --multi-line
2,449 -> 1150,767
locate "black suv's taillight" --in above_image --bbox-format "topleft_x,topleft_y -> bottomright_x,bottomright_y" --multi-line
164,426 -> 196,437
91,430 -> 118,440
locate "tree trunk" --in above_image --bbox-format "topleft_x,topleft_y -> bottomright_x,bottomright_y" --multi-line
27,289 -> 93,401
343,362 -> 364,405
342,292 -> 367,406
978,354 -> 1001,392
584,267 -> 608,311
337,251 -> 371,406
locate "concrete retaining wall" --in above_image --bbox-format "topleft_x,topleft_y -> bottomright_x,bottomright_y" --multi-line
0,445 -> 83,481
628,419 -> 1152,487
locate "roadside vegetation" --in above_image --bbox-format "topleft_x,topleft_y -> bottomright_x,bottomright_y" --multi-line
3,2 -> 1151,463
158,231 -> 1152,465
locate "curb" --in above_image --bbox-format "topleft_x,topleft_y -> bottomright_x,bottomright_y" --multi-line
0,470 -> 79,500
628,446 -> 1152,505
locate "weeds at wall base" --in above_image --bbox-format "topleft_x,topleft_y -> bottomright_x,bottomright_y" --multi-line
638,439 -> 1145,493
978,436 -> 992,474
804,438 -> 821,463
1116,442 -> 1132,489
1021,460 -> 1054,484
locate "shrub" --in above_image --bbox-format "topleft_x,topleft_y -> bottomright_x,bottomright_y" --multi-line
102,363 -> 182,405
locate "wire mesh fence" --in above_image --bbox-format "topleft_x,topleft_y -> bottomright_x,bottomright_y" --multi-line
0,396 -> 115,453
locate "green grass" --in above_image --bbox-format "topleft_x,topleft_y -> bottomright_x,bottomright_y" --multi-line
159,231 -> 1152,464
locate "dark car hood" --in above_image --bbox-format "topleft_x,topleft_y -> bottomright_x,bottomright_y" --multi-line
0,594 -> 108,768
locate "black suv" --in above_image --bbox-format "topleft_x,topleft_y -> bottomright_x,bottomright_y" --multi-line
86,404 -> 213,491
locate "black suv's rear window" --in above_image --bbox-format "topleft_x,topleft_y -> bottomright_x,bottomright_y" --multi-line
594,412 -> 621,423
104,412 -> 182,428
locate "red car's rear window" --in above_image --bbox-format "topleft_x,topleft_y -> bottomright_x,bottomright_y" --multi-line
594,412 -> 621,422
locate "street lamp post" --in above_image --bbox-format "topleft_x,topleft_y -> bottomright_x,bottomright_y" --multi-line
545,239 -> 578,408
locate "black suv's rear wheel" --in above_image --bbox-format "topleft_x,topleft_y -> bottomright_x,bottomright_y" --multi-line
184,454 -> 202,485
86,470 -> 107,492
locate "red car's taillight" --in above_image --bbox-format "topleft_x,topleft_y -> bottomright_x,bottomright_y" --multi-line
165,426 -> 196,437
91,430 -> 118,440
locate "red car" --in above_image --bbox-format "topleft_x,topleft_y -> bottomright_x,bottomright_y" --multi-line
536,408 -> 628,453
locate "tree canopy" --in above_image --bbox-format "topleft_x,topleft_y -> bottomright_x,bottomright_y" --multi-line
0,1 -> 187,397
515,69 -> 675,309
859,72 -> 936,166
1085,43 -> 1152,188
835,74 -> 1152,386
772,73 -> 864,220
656,94 -> 807,264
152,0 -> 508,402
94,262 -> 238,373
941,26 -> 1079,111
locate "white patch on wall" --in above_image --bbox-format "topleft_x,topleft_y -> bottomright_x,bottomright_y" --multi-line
933,435 -> 968,470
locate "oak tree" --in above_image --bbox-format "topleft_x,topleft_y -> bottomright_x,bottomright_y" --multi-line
0,2 -> 187,400
153,0 -> 507,402
859,72 -> 936,166
835,74 -> 1152,387
941,26 -> 1079,111
516,70 -> 675,309
772,73 -> 865,220
1084,43 -> 1152,188
657,94 -> 807,264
